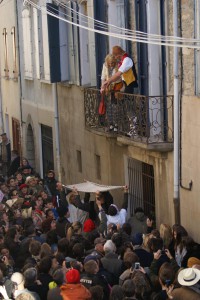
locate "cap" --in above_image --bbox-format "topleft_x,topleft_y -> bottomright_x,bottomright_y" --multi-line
66,269 -> 80,284
19,184 -> 28,190
94,237 -> 106,246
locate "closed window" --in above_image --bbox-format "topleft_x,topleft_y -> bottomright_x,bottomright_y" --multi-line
2,28 -> 9,78
11,27 -> 18,80
22,8 -> 33,78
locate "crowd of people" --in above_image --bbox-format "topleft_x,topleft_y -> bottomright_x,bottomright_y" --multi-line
0,149 -> 199,299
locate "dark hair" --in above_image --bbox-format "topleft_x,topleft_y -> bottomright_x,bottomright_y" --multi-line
45,209 -> 53,218
90,285 -> 104,300
151,229 -> 160,239
159,262 -> 175,286
72,243 -> 84,259
56,205 -> 68,218
38,256 -> 52,274
109,285 -> 124,300
123,252 -> 139,269
112,233 -> 123,248
57,238 -> 69,256
122,279 -> 135,297
148,238 -> 163,253
134,207 -> 144,214
29,240 -> 41,256
122,223 -> 132,236
52,267 -> 64,286
108,205 -> 118,216
46,230 -> 58,246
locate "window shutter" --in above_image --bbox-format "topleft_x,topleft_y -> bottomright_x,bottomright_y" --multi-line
41,5 -> 50,81
79,1 -> 91,86
2,28 -> 9,78
33,8 -> 40,79
11,27 -> 18,80
59,6 -> 70,81
22,8 -> 33,78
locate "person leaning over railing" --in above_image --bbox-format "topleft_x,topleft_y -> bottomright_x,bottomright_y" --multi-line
100,54 -> 124,132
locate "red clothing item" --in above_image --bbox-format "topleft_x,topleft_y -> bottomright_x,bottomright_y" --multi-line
60,283 -> 91,300
118,53 -> 128,68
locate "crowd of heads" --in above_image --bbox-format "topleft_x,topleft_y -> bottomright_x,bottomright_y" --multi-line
0,158 -> 199,299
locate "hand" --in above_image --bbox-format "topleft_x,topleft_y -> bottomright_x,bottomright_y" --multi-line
154,249 -> 161,260
166,284 -> 174,299
123,185 -> 129,193
165,249 -> 173,260
139,266 -> 146,274
103,80 -> 111,89
100,86 -> 105,94
0,285 -> 9,299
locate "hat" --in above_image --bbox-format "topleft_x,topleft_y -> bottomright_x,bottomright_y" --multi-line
133,233 -> 143,246
187,257 -> 200,268
83,219 -> 96,232
84,254 -> 101,264
19,184 -> 28,190
104,240 -> 116,253
178,268 -> 200,286
94,237 -> 106,246
66,269 -> 80,284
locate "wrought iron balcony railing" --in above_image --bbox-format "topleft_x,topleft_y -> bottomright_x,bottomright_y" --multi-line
84,88 -> 173,145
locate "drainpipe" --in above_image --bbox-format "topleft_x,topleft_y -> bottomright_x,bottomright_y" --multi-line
16,0 -> 24,158
173,0 -> 180,224
52,83 -> 61,182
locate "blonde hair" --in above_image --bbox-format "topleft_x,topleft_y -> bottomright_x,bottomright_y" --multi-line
105,54 -> 117,69
142,234 -> 151,252
67,221 -> 82,241
159,223 -> 173,248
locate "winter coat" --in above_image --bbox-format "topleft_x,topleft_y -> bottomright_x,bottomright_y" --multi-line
60,283 -> 91,300
128,212 -> 147,236
171,286 -> 200,300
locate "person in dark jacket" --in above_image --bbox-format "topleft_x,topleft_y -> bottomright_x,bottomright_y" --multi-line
72,189 -> 113,225
44,170 -> 57,197
128,207 -> 148,236
0,133 -> 11,177
80,260 -> 110,300
7,150 -> 20,177
56,206 -> 71,239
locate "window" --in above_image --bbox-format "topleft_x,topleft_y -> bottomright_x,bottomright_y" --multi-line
2,28 -> 9,78
95,154 -> 101,180
11,27 -> 18,80
77,150 -> 82,173
22,7 -> 33,78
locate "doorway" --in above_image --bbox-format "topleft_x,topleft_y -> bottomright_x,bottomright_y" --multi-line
26,124 -> 35,169
128,157 -> 155,218
41,124 -> 54,176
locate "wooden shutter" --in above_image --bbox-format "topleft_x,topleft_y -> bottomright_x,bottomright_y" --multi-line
2,28 -> 9,78
33,8 -> 40,79
11,27 -> 18,80
22,8 -> 33,78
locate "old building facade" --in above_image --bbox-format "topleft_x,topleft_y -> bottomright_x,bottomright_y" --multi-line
0,0 -> 200,240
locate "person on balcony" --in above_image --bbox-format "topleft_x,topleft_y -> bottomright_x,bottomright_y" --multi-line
103,46 -> 139,137
100,54 -> 124,132
103,46 -> 138,94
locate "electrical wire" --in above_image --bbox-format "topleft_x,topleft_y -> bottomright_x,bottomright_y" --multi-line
24,0 -> 200,49
54,0 -> 199,44
26,0 -> 197,45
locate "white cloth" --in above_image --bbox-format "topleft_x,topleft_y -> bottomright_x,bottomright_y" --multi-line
68,203 -> 88,224
107,208 -> 127,227
66,181 -> 123,193
118,57 -> 133,74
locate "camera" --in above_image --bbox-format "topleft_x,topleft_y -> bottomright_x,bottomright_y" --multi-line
134,262 -> 140,270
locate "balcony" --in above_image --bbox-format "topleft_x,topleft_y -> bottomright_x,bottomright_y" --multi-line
84,88 -> 174,152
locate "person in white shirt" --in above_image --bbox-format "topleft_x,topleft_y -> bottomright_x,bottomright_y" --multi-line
106,185 -> 129,228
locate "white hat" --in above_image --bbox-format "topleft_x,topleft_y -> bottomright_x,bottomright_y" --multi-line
178,268 -> 200,286
103,240 -> 116,253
